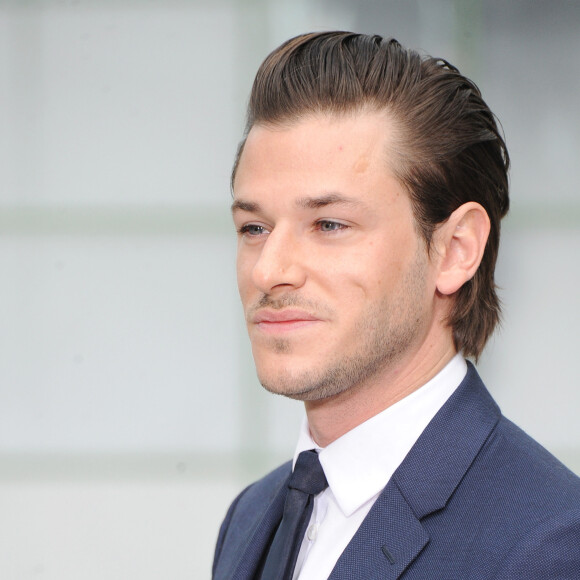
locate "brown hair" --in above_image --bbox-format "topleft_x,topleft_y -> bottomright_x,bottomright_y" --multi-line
233,31 -> 510,359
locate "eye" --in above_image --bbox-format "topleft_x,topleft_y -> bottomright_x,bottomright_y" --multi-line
316,220 -> 348,233
238,223 -> 269,237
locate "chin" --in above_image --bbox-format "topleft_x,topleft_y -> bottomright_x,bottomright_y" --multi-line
257,367 -> 309,399
257,366 -> 354,403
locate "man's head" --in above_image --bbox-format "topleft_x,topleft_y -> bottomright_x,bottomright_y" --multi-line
233,31 -> 509,362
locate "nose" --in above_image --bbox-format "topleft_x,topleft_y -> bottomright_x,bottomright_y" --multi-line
250,226 -> 306,294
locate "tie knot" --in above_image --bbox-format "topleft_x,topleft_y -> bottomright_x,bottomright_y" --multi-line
289,450 -> 328,496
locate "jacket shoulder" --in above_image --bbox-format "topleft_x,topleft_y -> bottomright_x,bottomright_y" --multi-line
484,414 -> 580,507
388,366 -> 580,579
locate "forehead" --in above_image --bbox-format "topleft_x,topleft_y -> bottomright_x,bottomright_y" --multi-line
233,112 -> 400,199
231,112 -> 416,229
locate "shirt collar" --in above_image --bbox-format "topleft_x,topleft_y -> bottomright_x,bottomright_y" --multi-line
293,354 -> 467,517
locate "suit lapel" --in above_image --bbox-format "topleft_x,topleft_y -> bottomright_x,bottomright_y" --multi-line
229,469 -> 289,580
329,364 -> 501,579
329,479 -> 429,579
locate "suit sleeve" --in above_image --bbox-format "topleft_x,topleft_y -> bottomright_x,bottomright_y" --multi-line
494,509 -> 580,579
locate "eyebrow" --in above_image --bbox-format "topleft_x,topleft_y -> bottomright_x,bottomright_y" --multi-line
231,193 -> 363,214
231,199 -> 259,213
295,193 -> 364,209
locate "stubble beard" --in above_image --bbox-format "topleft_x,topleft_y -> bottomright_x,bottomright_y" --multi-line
253,251 -> 429,402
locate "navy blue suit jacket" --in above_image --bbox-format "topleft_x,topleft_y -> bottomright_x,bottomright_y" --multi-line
213,365 -> 580,579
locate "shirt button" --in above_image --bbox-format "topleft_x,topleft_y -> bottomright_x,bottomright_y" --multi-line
307,523 -> 319,541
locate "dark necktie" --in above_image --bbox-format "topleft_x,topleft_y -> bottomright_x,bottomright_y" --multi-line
261,450 -> 328,580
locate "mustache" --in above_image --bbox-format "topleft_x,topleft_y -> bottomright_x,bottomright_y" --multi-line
247,294 -> 331,317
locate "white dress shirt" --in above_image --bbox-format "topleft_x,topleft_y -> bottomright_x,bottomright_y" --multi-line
291,354 -> 468,580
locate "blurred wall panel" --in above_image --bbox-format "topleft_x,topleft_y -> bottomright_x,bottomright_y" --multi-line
1,1 -> 238,205
0,235 -> 239,453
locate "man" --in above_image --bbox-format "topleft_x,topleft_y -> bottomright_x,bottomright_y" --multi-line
213,31 -> 580,579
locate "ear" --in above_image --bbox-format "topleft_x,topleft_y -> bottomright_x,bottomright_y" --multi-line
434,202 -> 490,296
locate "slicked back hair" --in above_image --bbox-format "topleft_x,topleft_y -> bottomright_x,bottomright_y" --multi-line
233,31 -> 510,360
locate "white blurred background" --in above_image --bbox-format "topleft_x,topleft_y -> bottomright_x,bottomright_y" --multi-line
0,0 -> 579,578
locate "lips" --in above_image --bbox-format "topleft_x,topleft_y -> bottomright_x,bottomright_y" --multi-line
254,309 -> 319,323
252,309 -> 321,333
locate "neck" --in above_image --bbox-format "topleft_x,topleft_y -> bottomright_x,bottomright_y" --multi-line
304,335 -> 457,448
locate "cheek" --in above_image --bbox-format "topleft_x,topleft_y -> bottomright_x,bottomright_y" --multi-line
236,252 -> 254,299
337,242 -> 407,299
324,262 -> 383,311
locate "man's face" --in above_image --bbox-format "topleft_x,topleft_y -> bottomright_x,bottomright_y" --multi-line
232,112 -> 439,402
